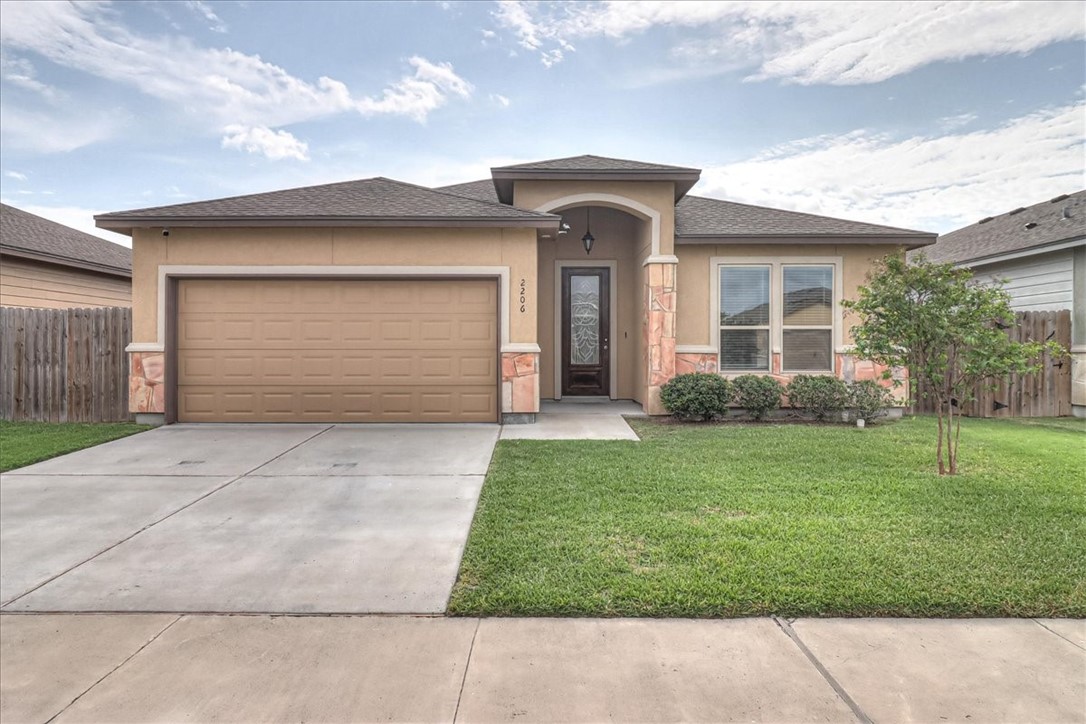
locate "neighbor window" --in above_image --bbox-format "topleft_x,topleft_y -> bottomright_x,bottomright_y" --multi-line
717,261 -> 836,373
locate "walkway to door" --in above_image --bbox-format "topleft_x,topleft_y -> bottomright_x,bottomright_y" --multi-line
500,399 -> 643,440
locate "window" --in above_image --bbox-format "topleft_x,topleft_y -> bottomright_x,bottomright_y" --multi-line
716,260 -> 837,373
719,265 -> 770,371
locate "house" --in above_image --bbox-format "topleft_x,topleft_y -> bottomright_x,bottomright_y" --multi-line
917,191 -> 1085,417
1,203 -> 132,309
95,155 -> 935,425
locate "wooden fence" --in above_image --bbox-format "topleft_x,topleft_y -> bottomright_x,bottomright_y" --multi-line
912,310 -> 1072,418
0,306 -> 132,422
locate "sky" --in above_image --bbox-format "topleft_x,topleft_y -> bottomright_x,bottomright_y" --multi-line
1,0 -> 1084,248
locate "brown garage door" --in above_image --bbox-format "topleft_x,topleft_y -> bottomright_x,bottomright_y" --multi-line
176,278 -> 498,422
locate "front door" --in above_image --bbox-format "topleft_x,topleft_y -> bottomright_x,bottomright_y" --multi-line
561,267 -> 610,396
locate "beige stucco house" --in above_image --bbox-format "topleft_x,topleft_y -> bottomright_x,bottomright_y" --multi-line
2,203 -> 131,309
96,155 -> 935,425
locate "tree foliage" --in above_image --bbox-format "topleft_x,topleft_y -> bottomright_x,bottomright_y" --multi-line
843,254 -> 1064,474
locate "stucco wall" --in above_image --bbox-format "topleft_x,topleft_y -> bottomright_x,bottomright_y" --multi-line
674,243 -> 902,348
130,226 -> 538,346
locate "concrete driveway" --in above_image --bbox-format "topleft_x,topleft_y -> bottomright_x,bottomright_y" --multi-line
0,424 -> 498,614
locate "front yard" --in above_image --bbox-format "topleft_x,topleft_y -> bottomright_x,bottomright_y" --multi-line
449,415 -> 1085,618
0,421 -> 151,472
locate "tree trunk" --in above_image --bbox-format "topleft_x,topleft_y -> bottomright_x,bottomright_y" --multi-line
936,399 -> 946,475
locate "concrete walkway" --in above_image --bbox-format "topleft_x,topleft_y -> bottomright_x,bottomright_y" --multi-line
500,399 -> 643,440
2,614 -> 1082,723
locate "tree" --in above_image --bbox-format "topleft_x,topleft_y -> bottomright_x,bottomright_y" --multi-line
843,254 -> 1064,475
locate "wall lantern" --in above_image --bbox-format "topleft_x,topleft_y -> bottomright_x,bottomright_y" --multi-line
581,207 -> 595,255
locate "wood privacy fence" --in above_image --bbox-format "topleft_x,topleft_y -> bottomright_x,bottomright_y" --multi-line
912,310 -> 1073,418
0,306 -> 132,422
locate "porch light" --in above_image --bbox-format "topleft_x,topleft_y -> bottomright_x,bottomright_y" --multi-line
581,207 -> 595,255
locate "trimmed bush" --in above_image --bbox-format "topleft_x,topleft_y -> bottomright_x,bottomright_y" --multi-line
732,375 -> 783,420
787,374 -> 849,421
848,380 -> 895,422
660,373 -> 732,421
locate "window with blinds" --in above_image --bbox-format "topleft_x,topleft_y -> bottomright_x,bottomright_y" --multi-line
719,265 -> 770,371
782,265 -> 833,371
716,261 -> 837,374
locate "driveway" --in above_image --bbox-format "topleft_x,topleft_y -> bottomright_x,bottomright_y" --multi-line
0,424 -> 499,614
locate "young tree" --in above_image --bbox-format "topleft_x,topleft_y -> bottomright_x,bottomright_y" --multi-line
843,254 -> 1064,475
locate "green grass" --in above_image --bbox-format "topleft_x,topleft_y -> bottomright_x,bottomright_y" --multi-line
449,416 -> 1086,618
0,421 -> 152,472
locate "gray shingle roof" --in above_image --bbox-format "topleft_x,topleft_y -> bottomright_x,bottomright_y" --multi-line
438,179 -> 500,203
675,195 -> 933,239
97,177 -> 556,228
1,203 -> 131,276
493,155 -> 699,173
918,190 -> 1086,264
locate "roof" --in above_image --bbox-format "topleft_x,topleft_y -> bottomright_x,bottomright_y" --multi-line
918,190 -> 1086,265
1,203 -> 131,277
675,195 -> 935,243
439,179 -> 501,203
97,177 -> 559,233
489,154 -> 702,204
493,155 -> 700,173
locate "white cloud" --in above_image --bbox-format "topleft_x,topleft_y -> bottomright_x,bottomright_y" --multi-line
0,202 -> 132,247
490,93 -> 511,108
0,1 -> 475,148
694,103 -> 1086,233
5,170 -> 28,181
0,103 -> 124,153
356,57 -> 474,122
0,51 -> 60,99
221,124 -> 310,161
938,112 -> 979,131
185,0 -> 228,33
492,1 -> 1085,83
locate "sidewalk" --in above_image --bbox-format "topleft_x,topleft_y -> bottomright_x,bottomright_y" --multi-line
1,614 -> 1083,723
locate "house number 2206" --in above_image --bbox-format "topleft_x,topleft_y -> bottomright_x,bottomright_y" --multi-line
519,279 -> 527,313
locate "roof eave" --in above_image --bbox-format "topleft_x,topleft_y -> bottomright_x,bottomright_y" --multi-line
490,169 -> 703,204
96,215 -> 562,235
676,233 -> 937,249
0,245 -> 132,278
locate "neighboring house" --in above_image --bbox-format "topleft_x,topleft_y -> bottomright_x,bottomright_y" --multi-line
1,203 -> 132,309
917,191 -> 1086,417
96,155 -> 935,425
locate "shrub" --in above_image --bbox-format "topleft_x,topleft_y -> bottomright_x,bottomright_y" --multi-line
731,375 -> 783,420
848,380 -> 895,422
787,375 -> 849,422
660,373 -> 732,421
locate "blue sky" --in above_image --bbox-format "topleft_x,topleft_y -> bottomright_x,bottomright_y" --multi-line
1,0 -> 1083,247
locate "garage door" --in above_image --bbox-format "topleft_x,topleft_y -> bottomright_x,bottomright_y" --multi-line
176,278 -> 498,422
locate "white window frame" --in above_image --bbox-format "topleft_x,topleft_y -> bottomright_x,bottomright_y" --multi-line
710,256 -> 844,375
717,263 -> 772,372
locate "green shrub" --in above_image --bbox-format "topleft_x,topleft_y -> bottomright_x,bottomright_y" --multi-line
732,375 -> 783,420
787,375 -> 849,421
848,380 -> 895,422
660,373 -> 732,421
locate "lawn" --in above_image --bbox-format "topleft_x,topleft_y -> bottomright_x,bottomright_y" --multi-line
449,415 -> 1086,618
0,421 -> 151,472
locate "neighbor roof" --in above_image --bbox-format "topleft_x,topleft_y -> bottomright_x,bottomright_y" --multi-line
489,154 -> 702,204
1,203 -> 131,277
96,177 -> 559,234
918,190 -> 1086,265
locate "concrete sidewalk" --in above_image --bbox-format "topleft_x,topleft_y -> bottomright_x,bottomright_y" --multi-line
2,614 -> 1082,724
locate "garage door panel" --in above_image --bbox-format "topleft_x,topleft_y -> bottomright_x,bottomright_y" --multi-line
177,278 -> 498,422
178,385 -> 497,423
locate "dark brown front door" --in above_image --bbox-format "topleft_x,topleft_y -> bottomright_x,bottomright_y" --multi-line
561,267 -> 610,396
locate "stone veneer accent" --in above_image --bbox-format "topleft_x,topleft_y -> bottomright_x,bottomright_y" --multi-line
129,351 -> 165,414
501,351 -> 540,414
675,350 -> 908,405
644,262 -> 677,414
